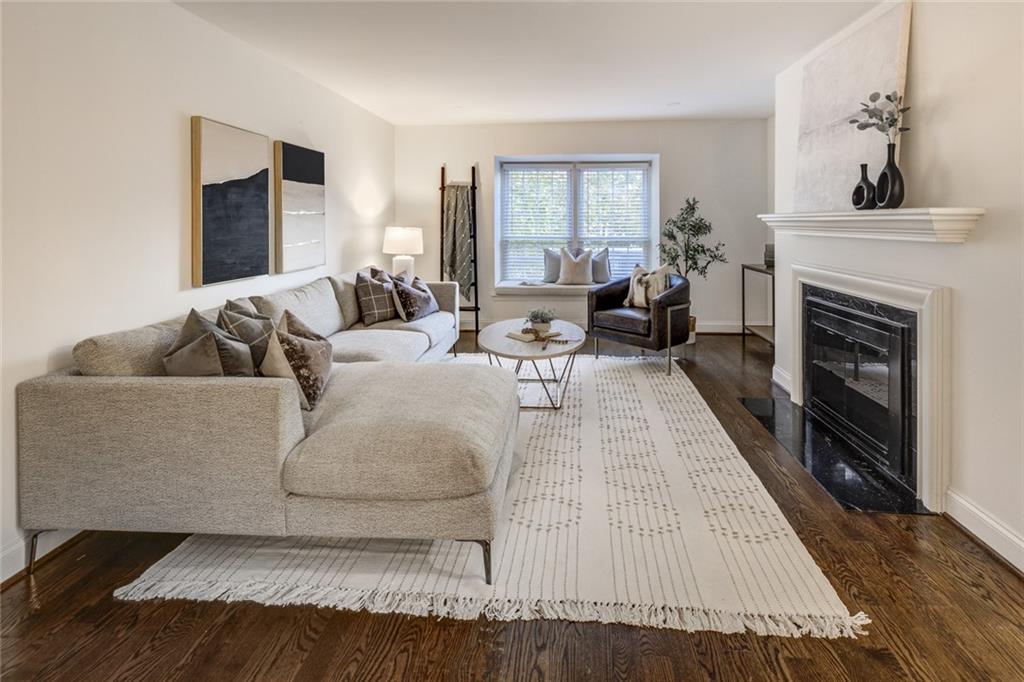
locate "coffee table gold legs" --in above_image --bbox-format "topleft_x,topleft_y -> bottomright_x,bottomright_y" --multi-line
488,352 -> 577,410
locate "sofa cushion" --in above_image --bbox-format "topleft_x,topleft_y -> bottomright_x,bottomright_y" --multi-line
328,271 -> 367,330
593,307 -> 651,336
250,277 -> 344,338
283,362 -> 519,501
365,311 -> 456,347
326,328 -> 429,363
74,321 -> 181,376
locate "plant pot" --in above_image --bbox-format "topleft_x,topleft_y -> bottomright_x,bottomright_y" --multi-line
530,322 -> 551,334
875,142 -> 905,209
685,314 -> 697,345
851,163 -> 877,210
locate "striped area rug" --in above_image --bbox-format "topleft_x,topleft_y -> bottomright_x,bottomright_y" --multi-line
115,355 -> 868,638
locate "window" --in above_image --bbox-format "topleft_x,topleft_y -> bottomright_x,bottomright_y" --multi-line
497,159 -> 654,283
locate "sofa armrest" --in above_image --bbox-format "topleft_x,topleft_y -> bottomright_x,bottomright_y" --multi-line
588,277 -> 631,318
426,281 -> 460,331
17,370 -> 305,536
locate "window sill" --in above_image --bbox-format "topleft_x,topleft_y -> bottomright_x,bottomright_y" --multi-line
494,281 -> 598,296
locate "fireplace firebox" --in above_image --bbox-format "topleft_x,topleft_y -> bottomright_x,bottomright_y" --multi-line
802,285 -> 918,494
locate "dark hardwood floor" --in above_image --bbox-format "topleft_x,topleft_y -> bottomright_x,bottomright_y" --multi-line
3,335 -> 1023,681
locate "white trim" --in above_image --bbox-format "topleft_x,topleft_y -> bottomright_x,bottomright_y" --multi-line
788,263 -> 951,512
772,365 -> 793,392
494,282 -> 595,296
758,208 -> 984,243
946,490 -> 1024,572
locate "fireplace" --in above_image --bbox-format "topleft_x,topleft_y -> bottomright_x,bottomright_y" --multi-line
802,285 -> 917,494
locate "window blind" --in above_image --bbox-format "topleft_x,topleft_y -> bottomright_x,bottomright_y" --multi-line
499,165 -> 572,281
577,164 -> 650,280
498,161 -> 653,282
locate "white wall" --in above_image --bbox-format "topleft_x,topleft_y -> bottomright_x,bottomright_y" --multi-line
394,120 -> 771,330
773,2 -> 1024,568
0,2 -> 395,579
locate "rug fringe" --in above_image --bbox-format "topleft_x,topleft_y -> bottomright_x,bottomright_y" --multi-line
113,580 -> 870,639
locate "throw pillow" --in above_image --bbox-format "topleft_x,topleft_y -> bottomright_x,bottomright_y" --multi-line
624,264 -> 673,309
591,247 -> 611,283
354,267 -> 398,326
217,307 -> 275,367
543,248 -> 562,283
260,310 -> 333,410
163,309 -> 254,377
392,275 -> 440,321
556,247 -> 594,285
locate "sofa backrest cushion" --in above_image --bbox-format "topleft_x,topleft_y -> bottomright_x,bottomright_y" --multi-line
249,277 -> 343,338
74,321 -> 182,376
329,269 -> 371,331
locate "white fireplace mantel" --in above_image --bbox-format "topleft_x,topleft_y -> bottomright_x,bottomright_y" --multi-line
758,208 -> 985,243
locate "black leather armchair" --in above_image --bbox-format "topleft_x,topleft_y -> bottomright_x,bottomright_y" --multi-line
588,273 -> 691,374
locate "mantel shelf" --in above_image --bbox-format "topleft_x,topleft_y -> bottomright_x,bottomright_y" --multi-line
758,208 -> 985,243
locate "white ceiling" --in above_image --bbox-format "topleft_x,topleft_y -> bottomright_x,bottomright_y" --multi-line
182,1 -> 878,126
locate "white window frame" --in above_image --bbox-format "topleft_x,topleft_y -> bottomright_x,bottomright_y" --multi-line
493,154 -> 660,289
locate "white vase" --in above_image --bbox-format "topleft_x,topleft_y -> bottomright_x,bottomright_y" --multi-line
531,321 -> 551,334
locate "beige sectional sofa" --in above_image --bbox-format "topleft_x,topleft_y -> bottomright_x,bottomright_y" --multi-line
17,271 -> 518,584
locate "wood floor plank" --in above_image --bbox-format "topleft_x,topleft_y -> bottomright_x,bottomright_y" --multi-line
3,335 -> 1023,680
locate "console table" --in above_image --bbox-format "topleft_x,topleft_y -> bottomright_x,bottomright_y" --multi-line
741,263 -> 775,345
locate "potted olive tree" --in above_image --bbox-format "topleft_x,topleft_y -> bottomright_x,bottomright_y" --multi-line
658,198 -> 727,343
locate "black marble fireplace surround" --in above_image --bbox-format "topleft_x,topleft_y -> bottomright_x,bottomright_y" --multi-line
742,284 -> 928,514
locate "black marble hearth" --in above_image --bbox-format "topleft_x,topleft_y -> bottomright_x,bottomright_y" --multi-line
741,386 -> 930,514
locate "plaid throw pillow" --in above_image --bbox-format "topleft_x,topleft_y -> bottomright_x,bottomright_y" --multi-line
355,268 -> 398,326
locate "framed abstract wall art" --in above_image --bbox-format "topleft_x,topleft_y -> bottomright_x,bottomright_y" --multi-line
274,141 -> 326,273
191,116 -> 271,287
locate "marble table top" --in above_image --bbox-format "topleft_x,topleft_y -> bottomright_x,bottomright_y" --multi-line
477,318 -> 586,361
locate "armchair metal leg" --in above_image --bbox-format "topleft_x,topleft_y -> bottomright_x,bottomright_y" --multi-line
667,307 -> 673,375
594,338 -> 599,359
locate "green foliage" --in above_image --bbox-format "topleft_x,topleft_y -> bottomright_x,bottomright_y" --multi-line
526,307 -> 556,323
658,198 -> 727,280
848,90 -> 911,143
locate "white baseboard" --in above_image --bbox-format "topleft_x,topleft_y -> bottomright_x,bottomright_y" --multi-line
772,365 -> 793,393
1,529 -> 80,581
945,489 -> 1024,572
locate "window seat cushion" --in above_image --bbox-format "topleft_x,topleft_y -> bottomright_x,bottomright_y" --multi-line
494,281 -> 597,296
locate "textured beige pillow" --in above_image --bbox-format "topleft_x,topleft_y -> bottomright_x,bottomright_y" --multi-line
556,247 -> 594,285
624,265 -> 673,308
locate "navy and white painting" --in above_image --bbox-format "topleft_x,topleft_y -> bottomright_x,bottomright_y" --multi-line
276,142 -> 326,273
194,117 -> 270,286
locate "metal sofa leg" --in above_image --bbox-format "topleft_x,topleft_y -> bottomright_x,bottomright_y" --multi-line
474,540 -> 492,585
27,531 -> 43,575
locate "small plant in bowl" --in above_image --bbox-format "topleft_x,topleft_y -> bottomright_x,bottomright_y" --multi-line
526,307 -> 556,333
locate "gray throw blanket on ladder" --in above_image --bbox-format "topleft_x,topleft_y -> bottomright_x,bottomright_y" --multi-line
442,183 -> 474,300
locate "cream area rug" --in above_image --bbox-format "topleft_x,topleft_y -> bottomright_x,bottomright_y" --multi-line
115,355 -> 868,638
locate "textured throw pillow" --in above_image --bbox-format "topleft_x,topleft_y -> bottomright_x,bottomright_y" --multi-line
591,247 -> 611,283
543,248 -> 562,283
392,275 -> 440,321
624,264 -> 673,309
355,267 -> 398,326
163,309 -> 254,377
260,311 -> 333,410
217,306 -> 275,367
556,247 -> 594,285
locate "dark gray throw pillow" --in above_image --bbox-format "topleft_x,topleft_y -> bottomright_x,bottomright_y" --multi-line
392,275 -> 439,322
355,267 -> 398,326
163,309 -> 254,377
217,307 -> 275,367
260,310 -> 333,410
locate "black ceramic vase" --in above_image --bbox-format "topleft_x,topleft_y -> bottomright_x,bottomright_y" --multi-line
875,142 -> 905,209
851,163 -> 876,210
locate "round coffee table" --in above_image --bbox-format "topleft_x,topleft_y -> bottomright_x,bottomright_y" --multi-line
477,319 -> 586,410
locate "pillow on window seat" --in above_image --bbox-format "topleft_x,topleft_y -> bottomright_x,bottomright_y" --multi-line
556,247 -> 594,285
543,247 -> 610,283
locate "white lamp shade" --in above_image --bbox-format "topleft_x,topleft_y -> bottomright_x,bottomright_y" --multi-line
382,226 -> 423,255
